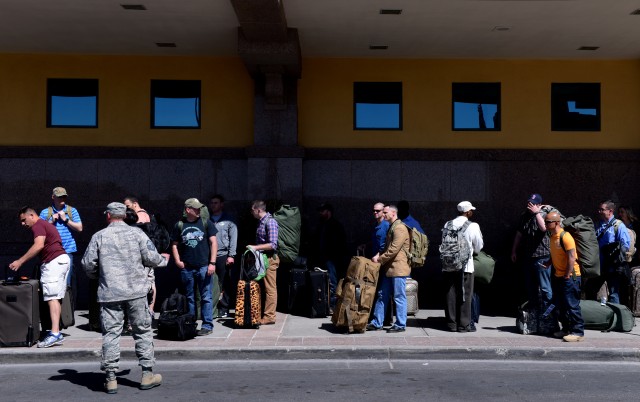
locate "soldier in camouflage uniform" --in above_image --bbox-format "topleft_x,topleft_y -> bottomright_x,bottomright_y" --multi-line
82,202 -> 168,394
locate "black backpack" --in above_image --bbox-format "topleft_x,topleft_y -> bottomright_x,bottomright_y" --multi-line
157,289 -> 197,341
138,214 -> 171,253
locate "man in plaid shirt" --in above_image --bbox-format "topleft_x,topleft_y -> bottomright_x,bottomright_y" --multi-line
248,200 -> 280,325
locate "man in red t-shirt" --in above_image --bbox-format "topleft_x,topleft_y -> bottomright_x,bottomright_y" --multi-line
9,207 -> 71,348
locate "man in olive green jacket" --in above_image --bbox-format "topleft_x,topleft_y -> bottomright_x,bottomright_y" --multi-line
367,204 -> 411,333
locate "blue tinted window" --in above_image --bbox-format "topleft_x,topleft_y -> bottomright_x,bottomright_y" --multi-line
452,83 -> 501,131
151,80 -> 201,129
47,79 -> 98,128
354,82 -> 402,130
355,103 -> 400,129
154,97 -> 200,127
552,83 -> 600,131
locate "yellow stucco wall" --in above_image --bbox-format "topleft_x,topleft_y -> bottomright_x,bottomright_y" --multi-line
298,59 -> 640,149
0,54 -> 254,147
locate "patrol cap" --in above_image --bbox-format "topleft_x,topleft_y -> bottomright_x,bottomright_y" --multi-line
52,187 -> 68,197
104,202 -> 126,217
184,198 -> 204,209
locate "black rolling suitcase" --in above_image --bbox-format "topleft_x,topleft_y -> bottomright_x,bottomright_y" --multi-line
308,268 -> 330,318
288,257 -> 309,315
0,275 -> 40,347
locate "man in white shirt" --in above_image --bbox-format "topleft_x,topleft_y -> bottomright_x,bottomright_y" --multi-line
441,201 -> 484,333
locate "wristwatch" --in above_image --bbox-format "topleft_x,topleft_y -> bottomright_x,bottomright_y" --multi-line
209,261 -> 215,265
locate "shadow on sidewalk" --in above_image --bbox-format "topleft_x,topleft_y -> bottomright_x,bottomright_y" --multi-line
49,368 -> 133,392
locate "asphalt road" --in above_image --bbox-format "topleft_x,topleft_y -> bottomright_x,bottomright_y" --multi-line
1,359 -> 639,401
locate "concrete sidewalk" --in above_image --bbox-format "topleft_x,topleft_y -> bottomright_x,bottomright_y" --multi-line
2,309 -> 640,364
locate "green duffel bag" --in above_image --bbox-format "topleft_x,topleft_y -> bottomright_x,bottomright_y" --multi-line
273,205 -> 301,264
606,302 -> 635,332
580,300 -> 616,331
473,251 -> 495,285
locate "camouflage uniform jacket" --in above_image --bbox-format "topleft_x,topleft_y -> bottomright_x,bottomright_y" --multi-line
82,221 -> 167,303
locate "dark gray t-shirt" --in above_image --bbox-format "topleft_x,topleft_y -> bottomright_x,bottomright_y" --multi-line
172,219 -> 218,267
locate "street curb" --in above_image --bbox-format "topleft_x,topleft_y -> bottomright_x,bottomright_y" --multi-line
2,346 -> 640,364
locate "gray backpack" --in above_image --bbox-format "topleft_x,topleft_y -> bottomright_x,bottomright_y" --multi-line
439,221 -> 471,272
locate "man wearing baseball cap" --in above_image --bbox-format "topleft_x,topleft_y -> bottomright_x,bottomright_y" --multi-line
511,193 -> 556,312
170,198 -> 218,336
441,201 -> 484,332
40,186 -> 83,310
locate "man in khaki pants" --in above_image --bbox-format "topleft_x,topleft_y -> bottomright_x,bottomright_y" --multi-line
247,200 -> 279,325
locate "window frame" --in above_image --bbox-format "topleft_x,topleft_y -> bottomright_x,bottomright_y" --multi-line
353,81 -> 403,131
451,82 -> 501,131
150,79 -> 202,129
551,82 -> 601,132
46,78 -> 99,128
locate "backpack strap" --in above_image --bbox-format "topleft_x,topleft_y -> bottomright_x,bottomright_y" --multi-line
46,205 -> 74,222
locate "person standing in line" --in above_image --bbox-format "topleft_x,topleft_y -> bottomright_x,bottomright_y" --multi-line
545,211 -> 585,342
247,200 -> 279,325
442,201 -> 484,333
367,204 -> 411,333
209,194 -> 238,318
40,186 -> 82,309
170,198 -> 218,336
595,200 -> 631,304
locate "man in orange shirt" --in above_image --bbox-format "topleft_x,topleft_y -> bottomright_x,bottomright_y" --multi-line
545,211 -> 585,342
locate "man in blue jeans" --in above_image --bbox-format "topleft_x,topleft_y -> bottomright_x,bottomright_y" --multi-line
595,200 -> 631,304
171,198 -> 218,336
511,193 -> 554,311
546,211 -> 585,342
367,204 -> 411,333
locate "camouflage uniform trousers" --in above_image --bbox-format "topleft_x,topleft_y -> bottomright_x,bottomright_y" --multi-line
100,295 -> 154,372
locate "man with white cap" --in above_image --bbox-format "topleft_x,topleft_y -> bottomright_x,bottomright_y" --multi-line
440,201 -> 484,332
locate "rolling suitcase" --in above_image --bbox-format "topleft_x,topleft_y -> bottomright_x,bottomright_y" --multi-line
406,277 -> 419,316
40,286 -> 74,331
629,266 -> 640,317
0,276 -> 40,347
234,280 -> 261,328
308,268 -> 330,318
287,257 -> 309,315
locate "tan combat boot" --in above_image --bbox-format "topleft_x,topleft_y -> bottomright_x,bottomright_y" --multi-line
104,378 -> 117,394
140,372 -> 162,390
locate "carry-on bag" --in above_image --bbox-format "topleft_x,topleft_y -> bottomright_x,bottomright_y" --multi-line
287,257 -> 309,314
629,266 -> 640,317
308,268 -> 330,318
40,286 -> 74,331
332,256 -> 381,333
157,289 -> 197,341
0,273 -> 40,347
406,277 -> 419,316
235,253 -> 262,328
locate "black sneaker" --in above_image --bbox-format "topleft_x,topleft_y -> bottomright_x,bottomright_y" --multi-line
197,327 -> 213,336
217,310 -> 228,318
366,323 -> 381,331
386,325 -> 406,333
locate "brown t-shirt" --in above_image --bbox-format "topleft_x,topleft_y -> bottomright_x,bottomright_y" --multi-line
31,219 -> 65,263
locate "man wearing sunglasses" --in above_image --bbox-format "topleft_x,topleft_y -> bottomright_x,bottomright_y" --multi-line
545,211 -> 585,342
595,200 -> 631,304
